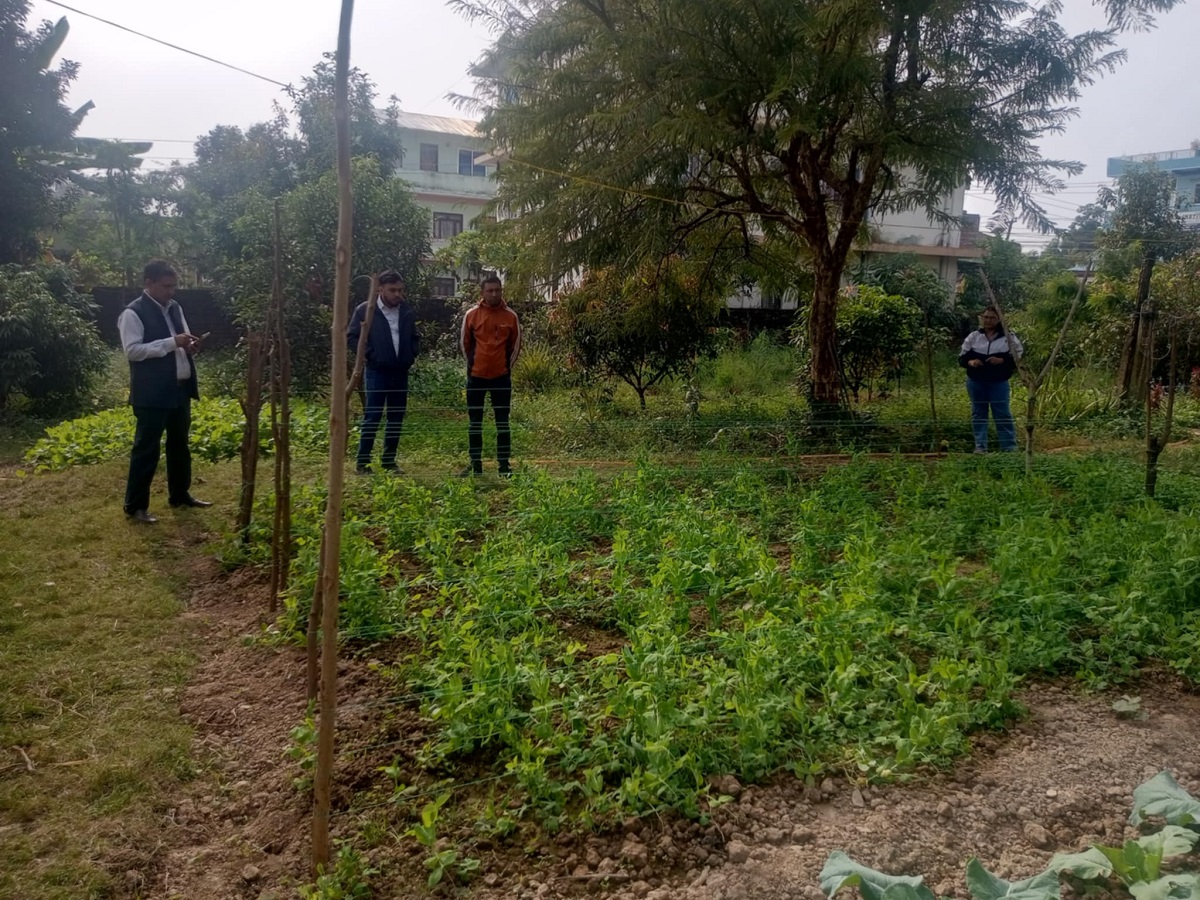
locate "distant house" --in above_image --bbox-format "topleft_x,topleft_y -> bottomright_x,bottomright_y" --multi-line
392,111 -> 498,297
1107,146 -> 1200,232
853,186 -> 985,290
397,114 -> 981,307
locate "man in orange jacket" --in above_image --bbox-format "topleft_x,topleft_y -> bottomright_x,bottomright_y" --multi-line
460,274 -> 522,476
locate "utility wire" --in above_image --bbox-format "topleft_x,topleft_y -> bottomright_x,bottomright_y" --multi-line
41,0 -> 289,88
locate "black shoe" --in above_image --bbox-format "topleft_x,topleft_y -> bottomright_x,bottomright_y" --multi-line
126,509 -> 158,524
381,464 -> 402,474
457,465 -> 482,478
356,465 -> 370,475
169,496 -> 212,508
498,465 -> 513,478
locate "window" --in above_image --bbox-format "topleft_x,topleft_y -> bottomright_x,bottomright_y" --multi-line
431,277 -> 457,298
419,143 -> 438,172
458,149 -> 487,177
432,212 -> 464,240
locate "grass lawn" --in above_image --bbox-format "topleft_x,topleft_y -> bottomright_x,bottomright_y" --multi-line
0,451 -> 238,899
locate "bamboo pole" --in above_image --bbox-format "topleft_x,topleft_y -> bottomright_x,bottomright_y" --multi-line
346,272 -> 379,400
268,198 -> 292,612
236,331 -> 266,538
1145,317 -> 1176,498
311,0 -> 355,873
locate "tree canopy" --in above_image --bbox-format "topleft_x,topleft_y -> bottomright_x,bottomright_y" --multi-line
0,1 -> 87,262
458,0 -> 1182,406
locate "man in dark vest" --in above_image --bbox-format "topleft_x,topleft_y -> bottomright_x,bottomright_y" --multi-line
119,260 -> 211,523
347,269 -> 420,473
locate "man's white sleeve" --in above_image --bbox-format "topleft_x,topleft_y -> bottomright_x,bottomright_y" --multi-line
118,309 -> 176,361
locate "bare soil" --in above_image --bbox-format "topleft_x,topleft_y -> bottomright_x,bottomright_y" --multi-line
148,563 -> 1200,900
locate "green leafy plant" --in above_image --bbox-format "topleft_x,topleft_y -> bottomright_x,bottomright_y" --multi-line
286,708 -> 318,792
299,842 -> 377,899
823,772 -> 1200,900
405,792 -> 479,887
1130,772 -> 1200,827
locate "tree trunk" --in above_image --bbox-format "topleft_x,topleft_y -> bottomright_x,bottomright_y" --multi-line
808,263 -> 843,414
923,305 -> 939,451
1116,253 -> 1154,402
235,331 -> 266,538
1145,321 -> 1178,499
312,0 -> 355,874
268,198 -> 291,615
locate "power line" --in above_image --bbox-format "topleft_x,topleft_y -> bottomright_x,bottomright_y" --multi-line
41,0 -> 289,88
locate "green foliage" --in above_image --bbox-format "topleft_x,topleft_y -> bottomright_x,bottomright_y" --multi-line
269,456 -> 1200,824
23,397 -> 330,471
825,773 -> 1200,900
856,255 -> 956,330
225,157 -> 431,391
832,285 -> 922,402
821,851 -> 937,900
285,708 -> 318,792
965,859 -> 1061,900
0,2 -> 84,263
0,263 -> 108,413
1130,771 -> 1200,827
463,0 -> 1179,403
555,258 -> 727,408
1051,828 -> 1198,885
299,842 -> 376,900
512,341 -> 564,394
1099,165 -> 1195,265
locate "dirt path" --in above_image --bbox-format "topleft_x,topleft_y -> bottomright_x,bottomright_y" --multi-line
152,568 -> 1200,900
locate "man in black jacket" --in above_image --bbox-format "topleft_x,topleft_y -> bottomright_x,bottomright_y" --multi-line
120,260 -> 211,524
347,270 -> 420,473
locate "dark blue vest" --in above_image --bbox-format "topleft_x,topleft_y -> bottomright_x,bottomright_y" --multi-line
126,294 -> 199,408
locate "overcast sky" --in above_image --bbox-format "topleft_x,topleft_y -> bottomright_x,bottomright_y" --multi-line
28,0 -> 1200,250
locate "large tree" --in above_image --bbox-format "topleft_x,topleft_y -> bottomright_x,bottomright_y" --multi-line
224,158 -> 431,390
0,1 -> 90,262
457,0 -> 1181,408
1096,164 -> 1194,402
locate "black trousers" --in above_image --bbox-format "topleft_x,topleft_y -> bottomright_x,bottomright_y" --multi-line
356,367 -> 409,468
467,373 -> 512,468
124,397 -> 192,513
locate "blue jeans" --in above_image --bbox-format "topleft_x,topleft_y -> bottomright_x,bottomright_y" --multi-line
356,368 -> 408,468
967,379 -> 1017,451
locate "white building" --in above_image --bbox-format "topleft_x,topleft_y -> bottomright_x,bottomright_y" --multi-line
393,111 -> 497,297
855,185 -> 984,288
392,112 -> 981,304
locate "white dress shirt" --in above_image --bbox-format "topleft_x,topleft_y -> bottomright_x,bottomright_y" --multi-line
377,296 -> 401,356
117,294 -> 192,380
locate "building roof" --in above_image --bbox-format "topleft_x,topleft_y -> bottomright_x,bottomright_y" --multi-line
394,110 -> 482,137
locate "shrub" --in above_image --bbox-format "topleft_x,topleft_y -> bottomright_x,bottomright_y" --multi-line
830,285 -> 922,402
0,264 -> 109,413
512,342 -> 564,393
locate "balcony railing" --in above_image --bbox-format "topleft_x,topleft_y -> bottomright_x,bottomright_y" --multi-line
1121,148 -> 1200,163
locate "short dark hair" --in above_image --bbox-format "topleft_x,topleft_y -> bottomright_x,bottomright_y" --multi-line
480,273 -> 502,287
378,269 -> 405,285
144,259 -> 177,283
982,305 -> 999,315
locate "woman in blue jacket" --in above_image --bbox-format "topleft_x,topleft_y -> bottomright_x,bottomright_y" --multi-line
346,270 -> 420,472
959,306 -> 1023,454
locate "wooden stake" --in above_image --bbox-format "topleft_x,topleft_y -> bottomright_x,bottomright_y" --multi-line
269,197 -> 292,613
236,331 -> 266,538
347,272 -> 379,400
311,0 -> 355,873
